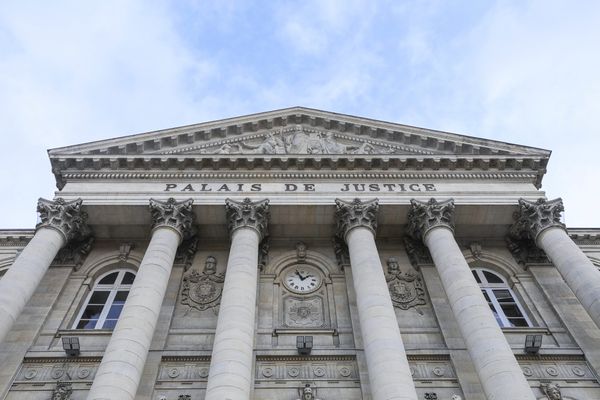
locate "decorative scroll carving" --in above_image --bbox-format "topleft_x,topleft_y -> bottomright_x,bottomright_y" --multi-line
51,381 -> 72,400
198,126 -> 400,155
334,198 -> 379,240
510,198 -> 566,241
407,198 -> 455,241
53,235 -> 95,270
258,236 -> 270,271
385,257 -> 426,312
181,256 -> 224,313
424,393 -> 438,400
404,236 -> 433,268
332,237 -> 350,269
37,197 -> 90,242
505,236 -> 549,266
149,198 -> 195,239
225,198 -> 270,240
540,382 -> 563,400
296,383 -> 321,400
284,297 -> 325,328
175,235 -> 199,271
118,242 -> 134,262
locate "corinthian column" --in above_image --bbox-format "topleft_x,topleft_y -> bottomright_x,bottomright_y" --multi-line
511,198 -> 600,329
88,198 -> 194,400
335,198 -> 418,400
408,199 -> 534,400
0,198 -> 89,344
205,198 -> 269,400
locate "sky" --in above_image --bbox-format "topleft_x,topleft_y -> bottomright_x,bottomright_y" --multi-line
1,0 -> 599,228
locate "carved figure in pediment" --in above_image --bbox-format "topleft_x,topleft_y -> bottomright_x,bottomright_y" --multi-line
296,383 -> 321,400
242,132 -> 286,154
200,143 -> 241,154
181,256 -> 224,313
51,381 -> 72,400
385,256 -> 426,312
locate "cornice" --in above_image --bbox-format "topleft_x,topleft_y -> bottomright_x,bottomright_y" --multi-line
0,230 -> 34,246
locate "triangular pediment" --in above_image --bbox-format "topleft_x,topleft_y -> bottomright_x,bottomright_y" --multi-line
48,107 -> 551,189
49,107 -> 549,157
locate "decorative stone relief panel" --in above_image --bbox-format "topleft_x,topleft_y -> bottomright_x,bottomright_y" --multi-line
517,356 -> 596,381
407,356 -> 457,381
283,296 -> 325,328
385,256 -> 426,312
180,255 -> 224,313
13,358 -> 100,384
156,356 -> 211,383
255,356 -> 358,381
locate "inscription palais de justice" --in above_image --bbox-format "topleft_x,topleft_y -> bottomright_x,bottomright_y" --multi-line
164,182 -> 437,193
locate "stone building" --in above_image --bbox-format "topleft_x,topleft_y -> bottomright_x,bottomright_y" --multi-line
0,107 -> 599,400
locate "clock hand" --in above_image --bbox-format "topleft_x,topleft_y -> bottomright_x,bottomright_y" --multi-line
295,270 -> 305,280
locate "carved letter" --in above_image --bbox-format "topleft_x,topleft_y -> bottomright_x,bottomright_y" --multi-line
285,184 -> 298,192
165,184 -> 177,192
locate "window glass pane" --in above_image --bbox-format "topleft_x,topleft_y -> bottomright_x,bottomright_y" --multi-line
88,291 -> 110,305
76,319 -> 98,329
113,291 -> 129,304
501,304 -> 524,318
122,272 -> 136,285
483,271 -> 504,284
472,270 -> 481,283
106,304 -> 124,319
509,318 -> 529,327
492,289 -> 514,302
102,319 -> 118,329
98,272 -> 118,285
81,305 -> 104,320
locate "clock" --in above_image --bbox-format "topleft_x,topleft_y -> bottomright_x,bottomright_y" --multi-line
283,265 -> 322,294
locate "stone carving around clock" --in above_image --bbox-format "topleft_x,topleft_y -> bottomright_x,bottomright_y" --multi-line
284,296 -> 325,328
385,256 -> 426,312
180,255 -> 224,313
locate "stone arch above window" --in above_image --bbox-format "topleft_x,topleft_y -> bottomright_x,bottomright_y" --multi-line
472,267 -> 533,328
72,269 -> 136,330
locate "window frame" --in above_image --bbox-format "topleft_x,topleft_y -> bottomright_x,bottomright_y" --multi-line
72,269 -> 136,330
472,268 -> 533,328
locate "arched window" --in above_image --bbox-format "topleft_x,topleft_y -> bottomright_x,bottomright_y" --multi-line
73,269 -> 136,330
472,268 -> 532,328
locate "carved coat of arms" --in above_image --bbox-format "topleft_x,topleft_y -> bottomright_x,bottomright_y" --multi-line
284,297 -> 324,328
181,256 -> 224,313
385,257 -> 426,311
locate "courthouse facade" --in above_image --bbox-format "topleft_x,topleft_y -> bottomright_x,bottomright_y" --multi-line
1,107 -> 600,400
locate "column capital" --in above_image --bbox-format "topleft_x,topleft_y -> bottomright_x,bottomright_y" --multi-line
407,198 -> 455,241
509,198 -> 566,241
225,198 -> 270,240
36,197 -> 90,243
334,198 -> 379,241
149,198 -> 195,240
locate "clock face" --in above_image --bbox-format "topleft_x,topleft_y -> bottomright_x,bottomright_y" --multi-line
283,265 -> 322,294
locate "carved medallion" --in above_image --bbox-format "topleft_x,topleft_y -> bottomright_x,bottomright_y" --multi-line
181,256 -> 224,312
284,297 -> 324,328
385,257 -> 426,311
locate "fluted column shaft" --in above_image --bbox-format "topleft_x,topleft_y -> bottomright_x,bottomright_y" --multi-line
205,198 -> 269,400
336,198 -> 418,400
0,198 -> 88,344
409,199 -> 534,400
512,198 -> 600,329
88,198 -> 194,400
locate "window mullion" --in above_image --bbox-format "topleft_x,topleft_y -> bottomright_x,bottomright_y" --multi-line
97,289 -> 118,329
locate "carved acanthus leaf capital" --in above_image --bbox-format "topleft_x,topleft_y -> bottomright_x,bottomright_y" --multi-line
509,198 -> 566,242
149,198 -> 195,240
225,198 -> 270,240
36,197 -> 90,243
334,198 -> 379,241
407,198 -> 455,241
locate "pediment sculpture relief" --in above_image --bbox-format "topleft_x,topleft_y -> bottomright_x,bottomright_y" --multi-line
385,256 -> 426,313
198,126 -> 403,155
180,256 -> 224,314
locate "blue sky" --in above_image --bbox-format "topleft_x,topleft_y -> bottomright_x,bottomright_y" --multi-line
1,1 -> 599,228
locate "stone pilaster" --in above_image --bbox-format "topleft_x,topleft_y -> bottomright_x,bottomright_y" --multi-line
409,198 -> 534,400
511,197 -> 600,330
87,198 -> 194,400
205,198 -> 270,400
336,198 -> 418,400
0,198 -> 89,344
